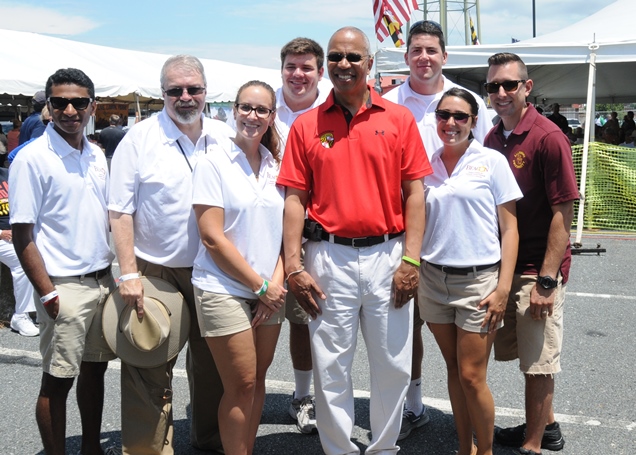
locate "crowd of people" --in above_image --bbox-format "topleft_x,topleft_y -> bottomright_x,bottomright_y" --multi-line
2,22 -> 579,455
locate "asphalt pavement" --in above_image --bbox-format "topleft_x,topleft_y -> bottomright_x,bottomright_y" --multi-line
1,232 -> 635,454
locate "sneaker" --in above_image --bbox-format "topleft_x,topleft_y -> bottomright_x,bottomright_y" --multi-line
515,448 -> 541,455
288,392 -> 317,434
398,406 -> 430,441
10,313 -> 39,337
104,446 -> 121,455
495,422 -> 565,451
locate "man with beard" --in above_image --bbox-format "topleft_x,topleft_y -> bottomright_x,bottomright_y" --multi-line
109,55 -> 234,454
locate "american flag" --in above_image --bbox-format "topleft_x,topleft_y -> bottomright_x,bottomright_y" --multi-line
373,0 -> 419,43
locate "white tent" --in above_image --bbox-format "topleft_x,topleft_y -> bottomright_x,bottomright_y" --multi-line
375,0 -> 636,104
0,28 -> 283,104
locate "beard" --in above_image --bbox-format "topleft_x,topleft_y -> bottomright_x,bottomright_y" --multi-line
174,101 -> 201,124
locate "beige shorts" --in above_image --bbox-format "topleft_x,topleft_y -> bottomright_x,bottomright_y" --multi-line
418,262 -> 501,333
194,287 -> 285,337
37,274 -> 116,378
494,274 -> 565,375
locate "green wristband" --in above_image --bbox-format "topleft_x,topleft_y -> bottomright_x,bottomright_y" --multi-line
402,255 -> 421,267
256,279 -> 269,297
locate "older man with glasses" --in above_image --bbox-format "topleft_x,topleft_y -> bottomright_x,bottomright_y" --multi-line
278,27 -> 431,455
383,19 -> 493,441
109,55 -> 234,455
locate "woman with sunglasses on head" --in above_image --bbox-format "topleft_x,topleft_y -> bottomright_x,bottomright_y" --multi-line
191,80 -> 286,455
419,87 -> 522,455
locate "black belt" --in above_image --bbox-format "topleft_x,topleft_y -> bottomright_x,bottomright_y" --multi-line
427,262 -> 499,275
51,265 -> 112,281
319,231 -> 404,248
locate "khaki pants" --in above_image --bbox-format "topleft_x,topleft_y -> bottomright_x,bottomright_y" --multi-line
121,258 -> 223,454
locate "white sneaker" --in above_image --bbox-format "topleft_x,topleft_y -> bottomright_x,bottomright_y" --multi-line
10,313 -> 39,337
288,392 -> 317,434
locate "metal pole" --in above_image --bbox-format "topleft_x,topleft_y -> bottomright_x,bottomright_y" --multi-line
532,0 -> 536,37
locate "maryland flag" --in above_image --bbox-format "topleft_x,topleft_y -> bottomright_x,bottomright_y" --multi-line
373,0 -> 418,47
469,16 -> 480,45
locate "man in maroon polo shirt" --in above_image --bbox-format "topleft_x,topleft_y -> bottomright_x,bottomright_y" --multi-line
484,52 -> 579,455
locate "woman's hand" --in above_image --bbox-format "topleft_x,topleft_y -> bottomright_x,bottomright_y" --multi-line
258,280 -> 286,312
251,300 -> 276,328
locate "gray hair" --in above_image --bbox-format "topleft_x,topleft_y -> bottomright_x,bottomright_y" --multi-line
160,55 -> 207,88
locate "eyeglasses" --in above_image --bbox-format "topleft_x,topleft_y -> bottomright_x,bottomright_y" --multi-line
162,86 -> 206,97
409,20 -> 443,35
47,97 -> 92,111
326,52 -> 368,63
483,80 -> 526,94
234,103 -> 275,119
435,109 -> 473,124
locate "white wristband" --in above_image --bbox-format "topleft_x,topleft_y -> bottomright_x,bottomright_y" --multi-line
116,272 -> 141,285
40,290 -> 59,304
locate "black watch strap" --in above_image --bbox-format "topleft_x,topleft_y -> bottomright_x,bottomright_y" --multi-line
537,275 -> 558,289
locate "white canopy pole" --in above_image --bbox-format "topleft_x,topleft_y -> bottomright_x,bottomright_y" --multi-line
134,92 -> 141,123
574,43 -> 599,246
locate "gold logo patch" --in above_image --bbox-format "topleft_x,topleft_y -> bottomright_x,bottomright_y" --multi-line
513,150 -> 526,169
320,131 -> 335,149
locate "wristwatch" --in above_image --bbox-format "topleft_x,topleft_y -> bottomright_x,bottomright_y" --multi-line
537,275 -> 558,289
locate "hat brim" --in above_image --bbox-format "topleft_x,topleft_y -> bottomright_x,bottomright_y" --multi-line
103,276 -> 190,368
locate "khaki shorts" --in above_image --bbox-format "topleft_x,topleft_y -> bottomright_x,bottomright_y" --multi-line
418,262 -> 501,333
37,274 -> 116,378
194,287 -> 285,337
494,274 -> 565,375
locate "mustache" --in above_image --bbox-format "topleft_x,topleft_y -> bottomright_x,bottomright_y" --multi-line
175,100 -> 198,108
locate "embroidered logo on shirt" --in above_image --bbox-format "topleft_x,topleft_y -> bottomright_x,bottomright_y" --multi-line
320,131 -> 335,149
512,150 -> 526,169
375,130 -> 385,135
464,164 -> 489,176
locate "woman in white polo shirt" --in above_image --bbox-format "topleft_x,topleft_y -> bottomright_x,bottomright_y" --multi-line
419,87 -> 522,455
191,80 -> 286,455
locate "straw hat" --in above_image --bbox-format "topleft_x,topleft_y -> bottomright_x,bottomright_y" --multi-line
103,276 -> 190,368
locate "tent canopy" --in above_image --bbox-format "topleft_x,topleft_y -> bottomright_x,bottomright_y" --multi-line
375,0 -> 636,104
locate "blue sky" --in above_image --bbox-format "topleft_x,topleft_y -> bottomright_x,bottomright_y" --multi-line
0,0 -> 617,69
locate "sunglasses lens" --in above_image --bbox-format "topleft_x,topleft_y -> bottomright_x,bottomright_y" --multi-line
165,88 -> 182,97
49,97 -> 91,110
346,53 -> 362,63
187,87 -> 205,96
327,53 -> 343,62
71,98 -> 91,110
484,83 -> 499,94
502,81 -> 520,91
48,97 -> 68,110
435,110 -> 451,121
436,110 -> 471,123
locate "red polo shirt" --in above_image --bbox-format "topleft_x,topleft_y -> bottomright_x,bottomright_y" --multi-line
485,103 -> 579,283
277,87 -> 431,238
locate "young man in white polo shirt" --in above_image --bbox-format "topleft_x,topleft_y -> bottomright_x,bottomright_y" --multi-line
277,37 -> 328,435
383,20 -> 493,440
109,55 -> 234,454
10,68 -> 114,455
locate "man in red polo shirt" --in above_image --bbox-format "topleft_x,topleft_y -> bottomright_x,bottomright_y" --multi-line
278,26 -> 431,455
484,52 -> 578,455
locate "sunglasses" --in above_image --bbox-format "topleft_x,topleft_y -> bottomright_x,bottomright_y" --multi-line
48,97 -> 92,111
326,52 -> 367,63
435,109 -> 473,124
163,86 -> 206,97
483,80 -> 526,94
235,103 -> 275,119
409,20 -> 443,34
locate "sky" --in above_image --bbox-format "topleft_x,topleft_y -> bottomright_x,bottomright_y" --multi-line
0,0 -> 618,70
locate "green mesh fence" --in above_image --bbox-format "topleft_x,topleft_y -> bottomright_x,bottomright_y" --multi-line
572,143 -> 636,231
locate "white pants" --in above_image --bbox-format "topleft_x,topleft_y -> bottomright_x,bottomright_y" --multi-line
305,237 -> 413,455
0,239 -> 35,314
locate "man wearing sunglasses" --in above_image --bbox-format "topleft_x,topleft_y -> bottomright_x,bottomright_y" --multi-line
279,27 -> 431,455
10,68 -> 115,455
109,55 -> 233,455
382,19 -> 493,441
275,37 -> 329,435
484,53 -> 578,455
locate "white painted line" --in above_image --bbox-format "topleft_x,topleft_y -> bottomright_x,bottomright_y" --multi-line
568,292 -> 636,300
3,347 -> 634,432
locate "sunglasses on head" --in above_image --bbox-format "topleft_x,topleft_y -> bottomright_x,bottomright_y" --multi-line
48,97 -> 92,111
409,20 -> 443,34
483,80 -> 525,94
163,86 -> 206,97
234,103 -> 275,119
326,52 -> 367,63
435,109 -> 473,124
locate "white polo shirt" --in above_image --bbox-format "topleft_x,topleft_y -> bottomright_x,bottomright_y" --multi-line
274,87 -> 329,148
108,110 -> 234,268
383,76 -> 492,160
191,141 -> 284,299
422,141 -> 523,267
9,124 -> 113,276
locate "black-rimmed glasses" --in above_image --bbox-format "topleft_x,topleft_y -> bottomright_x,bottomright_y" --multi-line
435,109 -> 474,124
234,103 -> 275,119
163,86 -> 206,97
326,52 -> 368,63
47,97 -> 92,111
483,80 -> 526,94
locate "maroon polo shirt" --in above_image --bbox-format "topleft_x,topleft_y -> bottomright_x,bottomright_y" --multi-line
485,103 -> 579,283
